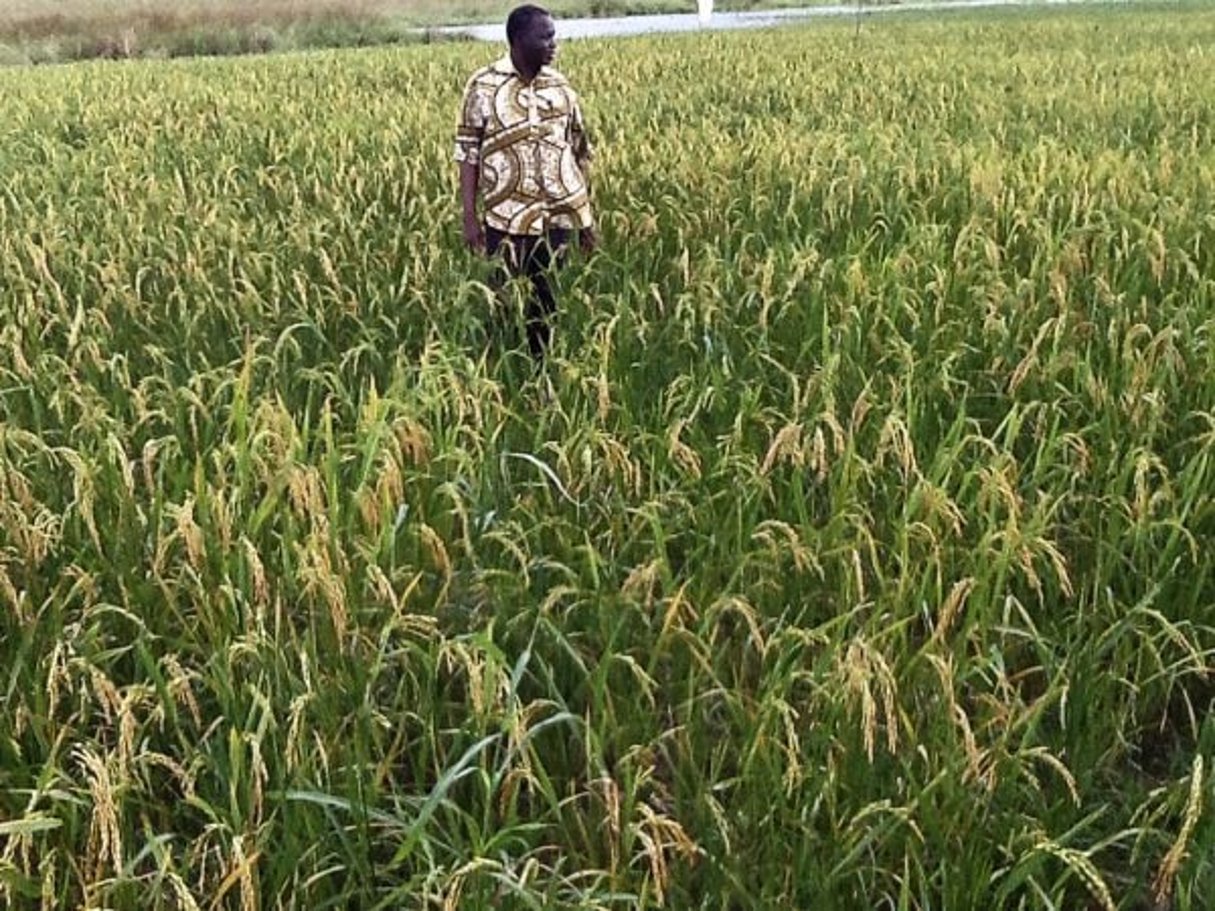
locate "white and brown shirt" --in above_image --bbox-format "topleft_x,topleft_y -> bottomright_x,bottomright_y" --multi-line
454,56 -> 594,236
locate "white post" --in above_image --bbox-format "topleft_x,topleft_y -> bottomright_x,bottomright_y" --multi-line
697,0 -> 713,27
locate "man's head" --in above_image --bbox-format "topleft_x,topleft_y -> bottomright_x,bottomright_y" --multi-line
507,5 -> 556,73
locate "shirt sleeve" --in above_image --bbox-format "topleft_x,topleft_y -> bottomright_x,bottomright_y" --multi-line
454,76 -> 486,165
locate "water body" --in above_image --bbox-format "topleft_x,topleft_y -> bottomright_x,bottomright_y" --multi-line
428,0 -> 1114,42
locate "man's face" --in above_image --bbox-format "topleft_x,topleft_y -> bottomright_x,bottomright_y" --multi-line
516,14 -> 557,70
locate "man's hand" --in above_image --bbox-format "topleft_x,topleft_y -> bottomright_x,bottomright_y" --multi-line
579,226 -> 598,255
463,214 -> 486,255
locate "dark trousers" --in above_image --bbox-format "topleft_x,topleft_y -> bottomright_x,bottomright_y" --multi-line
485,225 -> 570,359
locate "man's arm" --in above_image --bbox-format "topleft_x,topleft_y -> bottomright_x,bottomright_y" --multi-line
460,160 -> 484,254
454,74 -> 487,255
569,93 -> 597,254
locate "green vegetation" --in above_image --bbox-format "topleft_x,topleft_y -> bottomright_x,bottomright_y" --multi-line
1,7 -> 1213,909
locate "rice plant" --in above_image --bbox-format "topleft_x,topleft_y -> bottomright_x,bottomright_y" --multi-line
1,7 -> 1212,909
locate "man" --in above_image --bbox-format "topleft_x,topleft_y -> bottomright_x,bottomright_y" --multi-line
454,4 -> 597,360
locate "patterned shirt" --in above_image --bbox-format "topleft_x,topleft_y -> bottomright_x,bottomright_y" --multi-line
454,56 -> 594,236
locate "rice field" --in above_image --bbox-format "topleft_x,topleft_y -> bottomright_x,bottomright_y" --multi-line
1,6 -> 1213,909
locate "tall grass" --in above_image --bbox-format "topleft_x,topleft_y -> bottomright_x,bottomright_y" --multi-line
1,7 -> 1213,909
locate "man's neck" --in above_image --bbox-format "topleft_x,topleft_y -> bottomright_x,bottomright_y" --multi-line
510,49 -> 540,83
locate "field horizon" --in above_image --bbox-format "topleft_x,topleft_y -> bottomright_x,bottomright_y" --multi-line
3,0 -> 829,65
0,0 -> 1106,66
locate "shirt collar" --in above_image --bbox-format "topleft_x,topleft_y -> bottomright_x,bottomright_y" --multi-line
492,55 -> 555,80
